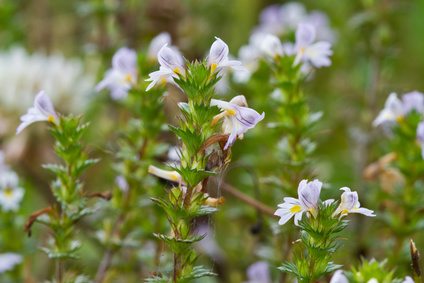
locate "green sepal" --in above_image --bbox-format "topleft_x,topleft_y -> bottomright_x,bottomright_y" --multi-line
172,166 -> 217,188
153,233 -> 205,255
169,125 -> 203,153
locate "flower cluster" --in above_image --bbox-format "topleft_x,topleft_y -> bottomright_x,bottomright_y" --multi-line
373,90 -> 424,159
0,151 -> 24,212
373,91 -> 424,127
235,3 -> 334,82
275,179 -> 375,226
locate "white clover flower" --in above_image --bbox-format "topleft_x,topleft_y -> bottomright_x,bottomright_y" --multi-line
95,47 -> 137,100
373,93 -> 404,127
16,91 -> 58,134
332,187 -> 375,218
211,96 -> 264,150
245,261 -> 271,283
294,23 -> 333,68
275,179 -> 322,226
260,34 -> 284,59
207,37 -> 248,75
0,253 -> 22,273
147,32 -> 172,60
146,44 -> 185,91
329,270 -> 348,283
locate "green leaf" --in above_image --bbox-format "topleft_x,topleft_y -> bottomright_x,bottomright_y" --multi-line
169,125 -> 203,153
173,166 -> 217,188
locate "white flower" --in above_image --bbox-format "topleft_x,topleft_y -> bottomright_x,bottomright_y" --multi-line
0,253 -> 22,273
16,91 -> 58,134
147,32 -> 172,60
260,34 -> 284,58
416,121 -> 424,159
403,276 -> 415,283
95,47 -> 137,100
148,165 -> 183,183
367,279 -> 378,283
245,261 -> 271,283
294,23 -> 333,68
329,270 -> 348,283
0,170 -> 24,212
0,46 -> 95,113
275,179 -> 322,226
211,96 -> 264,150
146,44 -> 185,91
372,93 -> 404,127
115,175 -> 129,192
332,187 -> 375,217
402,90 -> 424,114
207,37 -> 248,74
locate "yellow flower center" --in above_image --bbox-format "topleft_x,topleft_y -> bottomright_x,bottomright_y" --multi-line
396,116 -> 404,123
5,189 -> 13,198
211,63 -> 218,74
290,205 -> 302,213
342,209 -> 349,215
160,77 -> 167,85
170,174 -> 180,181
48,115 -> 55,123
226,109 -> 236,116
124,74 -> 132,83
300,47 -> 306,53
173,68 -> 181,75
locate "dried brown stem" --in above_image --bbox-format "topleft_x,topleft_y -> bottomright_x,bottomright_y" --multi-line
221,183 -> 277,218
23,206 -> 53,237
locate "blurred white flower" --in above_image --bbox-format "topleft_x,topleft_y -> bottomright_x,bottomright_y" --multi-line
373,93 -> 404,127
0,46 -> 95,113
329,270 -> 348,283
0,253 -> 22,273
403,276 -> 414,283
245,261 -> 271,283
147,32 -> 172,60
0,169 -> 24,212
115,175 -> 129,192
95,47 -> 137,100
260,34 -> 284,59
294,23 -> 333,68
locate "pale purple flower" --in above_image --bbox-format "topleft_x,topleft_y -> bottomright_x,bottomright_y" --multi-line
0,253 -> 22,273
373,93 -> 404,127
211,96 -> 264,150
402,91 -> 424,114
294,23 -> 333,68
245,261 -> 271,283
275,179 -> 322,226
95,47 -> 137,100
147,32 -> 172,60
146,44 -> 185,91
332,187 -> 375,218
280,2 -> 307,29
115,175 -> 129,192
207,37 -> 248,74
260,34 -> 284,58
403,276 -> 415,283
329,270 -> 348,283
416,121 -> 424,159
16,91 -> 58,134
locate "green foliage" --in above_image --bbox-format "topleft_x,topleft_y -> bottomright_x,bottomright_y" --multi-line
344,259 -> 403,283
